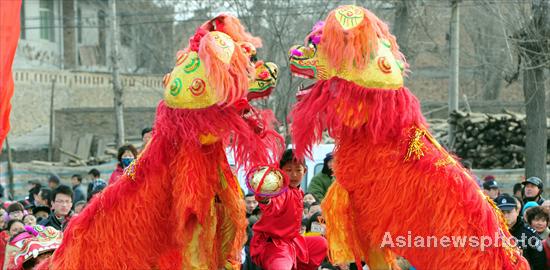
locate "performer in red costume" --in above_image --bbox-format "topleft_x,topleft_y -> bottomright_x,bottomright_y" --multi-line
251,149 -> 327,270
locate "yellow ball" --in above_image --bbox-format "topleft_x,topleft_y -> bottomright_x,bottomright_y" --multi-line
248,166 -> 285,196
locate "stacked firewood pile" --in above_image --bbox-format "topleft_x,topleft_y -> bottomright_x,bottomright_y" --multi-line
429,111 -> 550,169
449,111 -> 527,168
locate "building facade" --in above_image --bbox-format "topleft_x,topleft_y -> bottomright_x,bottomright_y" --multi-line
11,0 -> 173,140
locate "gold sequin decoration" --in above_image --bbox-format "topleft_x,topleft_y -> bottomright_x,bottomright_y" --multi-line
404,127 -> 426,161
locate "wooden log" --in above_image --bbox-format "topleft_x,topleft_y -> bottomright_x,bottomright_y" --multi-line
59,148 -> 84,161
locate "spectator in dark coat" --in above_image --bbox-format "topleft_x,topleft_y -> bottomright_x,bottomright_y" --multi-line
496,193 -> 546,270
71,174 -> 87,204
39,185 -> 73,231
523,177 -> 545,205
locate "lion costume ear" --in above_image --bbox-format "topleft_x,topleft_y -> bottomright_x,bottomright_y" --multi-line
198,31 -> 254,106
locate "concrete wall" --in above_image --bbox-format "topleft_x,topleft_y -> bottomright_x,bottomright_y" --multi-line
10,69 -> 162,136
53,106 -> 156,151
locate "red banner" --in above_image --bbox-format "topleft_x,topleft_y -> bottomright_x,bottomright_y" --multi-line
0,0 -> 22,150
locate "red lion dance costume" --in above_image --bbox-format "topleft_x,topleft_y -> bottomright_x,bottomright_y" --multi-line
289,5 -> 529,270
38,15 -> 282,270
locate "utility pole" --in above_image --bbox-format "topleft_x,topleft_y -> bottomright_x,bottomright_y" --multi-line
110,0 -> 125,147
447,0 -> 460,150
5,137 -> 14,200
48,79 -> 56,161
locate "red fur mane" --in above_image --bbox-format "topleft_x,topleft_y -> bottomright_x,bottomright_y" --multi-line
290,77 -> 425,160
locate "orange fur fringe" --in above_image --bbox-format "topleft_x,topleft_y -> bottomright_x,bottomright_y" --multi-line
292,79 -> 529,269
48,141 -> 246,270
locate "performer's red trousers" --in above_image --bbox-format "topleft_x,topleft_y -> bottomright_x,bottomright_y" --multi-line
254,236 -> 327,270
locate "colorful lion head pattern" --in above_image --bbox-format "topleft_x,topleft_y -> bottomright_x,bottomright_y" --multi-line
163,31 -> 248,109
5,226 -> 62,270
289,5 -> 406,90
162,18 -> 278,110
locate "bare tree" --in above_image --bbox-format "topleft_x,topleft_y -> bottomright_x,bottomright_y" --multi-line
119,1 -> 176,74
480,0 -> 550,180
462,7 -> 510,100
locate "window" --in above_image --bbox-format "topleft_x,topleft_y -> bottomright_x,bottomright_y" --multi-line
120,21 -> 132,47
20,0 -> 25,39
39,0 -> 55,42
97,10 -> 106,65
117,14 -> 133,47
77,8 -> 82,43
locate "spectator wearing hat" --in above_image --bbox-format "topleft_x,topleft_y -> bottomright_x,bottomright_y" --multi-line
495,193 -> 546,269
482,180 -> 499,200
523,177 -> 545,205
308,152 -> 334,201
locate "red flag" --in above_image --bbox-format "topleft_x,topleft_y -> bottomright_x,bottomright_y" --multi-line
0,0 -> 22,150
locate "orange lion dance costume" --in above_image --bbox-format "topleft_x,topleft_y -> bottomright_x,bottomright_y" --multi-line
288,5 -> 529,270
40,15 -> 282,270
